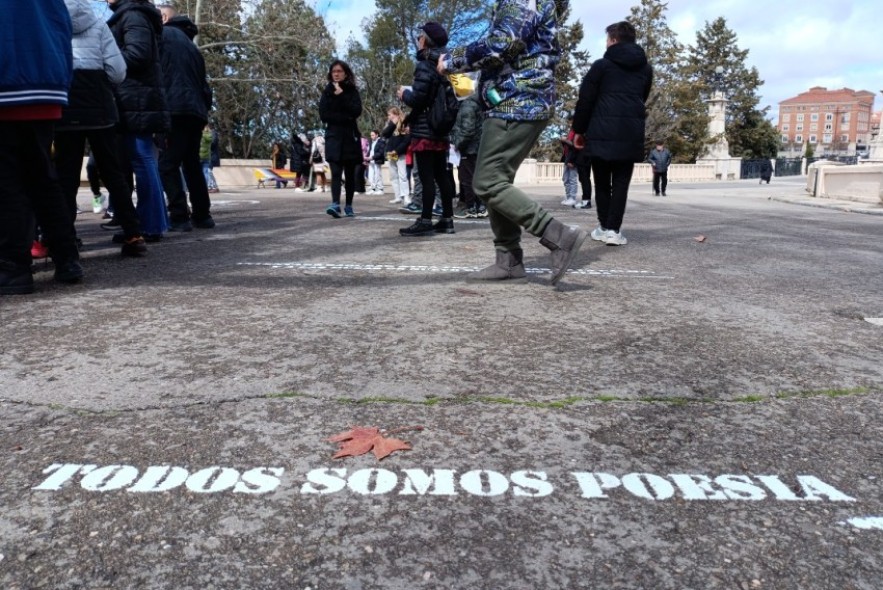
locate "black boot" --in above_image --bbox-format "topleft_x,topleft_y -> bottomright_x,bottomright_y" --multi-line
399,219 -> 435,236
433,218 -> 455,234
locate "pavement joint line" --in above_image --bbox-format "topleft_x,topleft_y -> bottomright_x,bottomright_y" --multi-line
2,388 -> 875,417
236,261 -> 672,278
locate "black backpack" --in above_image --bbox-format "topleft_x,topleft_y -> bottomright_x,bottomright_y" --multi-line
428,74 -> 460,137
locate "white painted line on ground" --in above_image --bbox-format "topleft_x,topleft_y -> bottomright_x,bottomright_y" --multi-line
864,318 -> 883,326
211,200 -> 261,208
237,262 -> 672,278
356,215 -> 488,224
844,517 -> 883,530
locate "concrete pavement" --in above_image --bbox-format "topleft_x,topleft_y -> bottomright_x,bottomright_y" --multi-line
1,176 -> 882,589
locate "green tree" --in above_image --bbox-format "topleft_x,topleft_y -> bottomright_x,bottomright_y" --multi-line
346,0 -> 493,133
628,0 -> 707,162
684,17 -> 771,159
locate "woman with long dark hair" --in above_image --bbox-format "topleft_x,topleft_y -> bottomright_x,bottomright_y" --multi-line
318,59 -> 363,218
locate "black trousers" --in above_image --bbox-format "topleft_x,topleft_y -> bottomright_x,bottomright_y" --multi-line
328,159 -> 357,206
652,171 -> 668,195
54,127 -> 141,238
86,153 -> 101,195
159,115 -> 211,223
591,159 -> 634,232
415,150 -> 455,220
353,162 -> 366,193
0,121 -> 78,268
458,153 -> 477,207
577,162 -> 592,203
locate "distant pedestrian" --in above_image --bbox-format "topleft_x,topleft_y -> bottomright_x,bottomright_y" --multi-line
319,59 -> 363,218
449,93 -> 484,218
759,159 -> 773,184
573,21 -> 653,247
648,140 -> 672,196
561,128 -> 579,207
367,130 -> 386,195
381,107 -> 410,205
271,141 -> 288,188
200,124 -> 220,193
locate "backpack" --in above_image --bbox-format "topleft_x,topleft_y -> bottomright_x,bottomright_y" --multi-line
428,75 -> 460,137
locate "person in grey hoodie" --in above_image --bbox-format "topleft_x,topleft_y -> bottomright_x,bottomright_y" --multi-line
53,0 -> 147,257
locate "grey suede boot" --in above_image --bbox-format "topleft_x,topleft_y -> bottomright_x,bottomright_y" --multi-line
466,249 -> 527,283
539,219 -> 587,285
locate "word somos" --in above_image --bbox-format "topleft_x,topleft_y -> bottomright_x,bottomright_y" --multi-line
33,464 -> 856,503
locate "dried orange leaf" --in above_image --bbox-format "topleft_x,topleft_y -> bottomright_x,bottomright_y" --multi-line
327,425 -> 414,460
694,235 -> 707,243
372,437 -> 412,460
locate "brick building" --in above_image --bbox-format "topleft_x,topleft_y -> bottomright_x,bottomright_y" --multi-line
777,87 -> 876,156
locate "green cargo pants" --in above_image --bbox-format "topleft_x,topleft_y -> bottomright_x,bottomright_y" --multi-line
472,117 -> 552,252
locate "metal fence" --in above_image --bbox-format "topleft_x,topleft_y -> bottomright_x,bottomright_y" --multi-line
775,158 -> 802,177
740,159 -> 770,179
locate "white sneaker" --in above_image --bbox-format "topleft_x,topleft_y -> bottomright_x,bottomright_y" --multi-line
294,188 -> 305,192
605,229 -> 627,246
389,197 -> 403,204
562,198 -> 577,206
91,194 -> 105,214
590,226 -> 607,242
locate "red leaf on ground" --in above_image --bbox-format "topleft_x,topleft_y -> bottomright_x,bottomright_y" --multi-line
694,235 -> 707,243
327,426 -> 416,460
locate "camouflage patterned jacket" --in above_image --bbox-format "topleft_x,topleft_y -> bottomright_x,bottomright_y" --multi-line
443,0 -> 566,122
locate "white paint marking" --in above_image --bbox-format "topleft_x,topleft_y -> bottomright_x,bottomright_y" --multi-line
210,200 -> 260,208
865,317 -> 883,326
357,215 -> 487,225
845,517 -> 883,530
236,261 -> 670,278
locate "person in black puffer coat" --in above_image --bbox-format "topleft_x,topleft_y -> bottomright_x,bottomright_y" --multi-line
396,22 -> 458,236
318,60 -> 362,218
54,0 -> 146,257
107,0 -> 170,240
289,131 -> 310,189
157,5 -> 215,231
572,21 -> 652,247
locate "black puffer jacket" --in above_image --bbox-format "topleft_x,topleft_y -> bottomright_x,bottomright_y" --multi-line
380,121 -> 409,156
318,82 -> 362,163
160,16 -> 211,121
403,47 -> 447,141
106,0 -> 170,133
572,41 -> 653,162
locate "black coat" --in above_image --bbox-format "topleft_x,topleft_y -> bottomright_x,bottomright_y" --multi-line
160,17 -> 211,121
403,47 -> 447,141
371,137 -> 387,163
318,82 -> 362,163
289,137 -> 310,171
381,121 -> 409,156
572,42 -> 653,163
106,0 -> 170,133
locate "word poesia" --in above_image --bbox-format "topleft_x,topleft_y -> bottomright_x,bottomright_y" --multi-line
33,464 -> 857,503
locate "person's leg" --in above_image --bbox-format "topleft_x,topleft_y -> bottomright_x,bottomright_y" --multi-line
591,159 -> 612,230
128,133 -> 169,237
432,151 -> 455,218
158,119 -> 189,224
472,118 -> 551,252
0,122 -> 37,292
577,163 -> 592,205
52,130 -> 87,229
660,171 -> 668,195
388,160 -> 401,202
353,162 -> 366,193
24,121 -> 81,278
86,153 -> 102,196
89,128 -> 140,239
397,160 -> 410,204
343,160 -> 356,207
605,160 -> 635,232
458,154 -> 477,208
328,161 -> 343,205
415,152 -> 435,221
178,117 -> 211,222
652,171 -> 660,195
563,166 -> 578,203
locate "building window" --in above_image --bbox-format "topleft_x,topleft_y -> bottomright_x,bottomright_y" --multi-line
796,135 -> 803,143
825,113 -> 833,121
823,134 -> 832,143
797,114 -> 805,122
841,121 -> 850,130
782,113 -> 790,122
841,135 -> 849,142
782,125 -> 790,131
809,135 -> 818,143
841,113 -> 850,123
810,124 -> 818,131
824,124 -> 832,131
811,113 -> 819,121
782,135 -> 789,143
796,124 -> 803,132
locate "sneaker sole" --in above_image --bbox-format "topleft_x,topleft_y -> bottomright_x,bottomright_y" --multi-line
326,209 -> 341,218
550,229 -> 588,286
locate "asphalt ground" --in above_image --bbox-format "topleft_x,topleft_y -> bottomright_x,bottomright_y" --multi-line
2,176 -> 882,589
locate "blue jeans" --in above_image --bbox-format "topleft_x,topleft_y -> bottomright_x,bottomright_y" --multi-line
126,133 -> 168,236
202,161 -> 217,190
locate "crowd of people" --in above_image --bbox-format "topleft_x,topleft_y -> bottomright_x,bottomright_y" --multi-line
2,0 -> 655,295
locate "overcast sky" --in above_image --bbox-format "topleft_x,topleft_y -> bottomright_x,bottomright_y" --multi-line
322,0 -> 883,121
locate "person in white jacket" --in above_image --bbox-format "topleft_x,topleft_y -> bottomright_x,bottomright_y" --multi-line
53,0 -> 147,257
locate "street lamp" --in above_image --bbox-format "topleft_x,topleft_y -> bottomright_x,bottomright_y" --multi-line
712,65 -> 725,94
